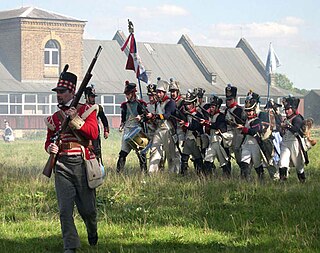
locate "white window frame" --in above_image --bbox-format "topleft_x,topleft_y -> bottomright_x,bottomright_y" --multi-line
44,40 -> 60,66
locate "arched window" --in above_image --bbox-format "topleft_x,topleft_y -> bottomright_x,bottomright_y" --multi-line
44,40 -> 60,66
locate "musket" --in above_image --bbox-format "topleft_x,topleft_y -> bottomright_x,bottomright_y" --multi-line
253,132 -> 272,166
225,107 -> 245,127
43,46 -> 103,178
184,111 -> 206,123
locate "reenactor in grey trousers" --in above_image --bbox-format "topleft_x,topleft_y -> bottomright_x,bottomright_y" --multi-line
169,78 -> 186,150
178,91 -> 205,175
224,84 -> 245,169
279,96 -> 306,182
146,80 -> 180,173
144,83 -> 166,171
145,83 -> 158,140
238,96 -> 264,181
116,81 -> 148,173
201,95 -> 231,177
45,68 -> 99,252
193,87 -> 210,163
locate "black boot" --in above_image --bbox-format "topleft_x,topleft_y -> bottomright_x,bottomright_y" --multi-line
297,172 -> 306,183
240,162 -> 250,181
116,151 -> 128,173
279,167 -> 288,181
88,232 -> 98,246
181,154 -> 189,175
255,165 -> 264,182
222,161 -> 232,178
159,154 -> 166,171
138,153 -> 147,173
194,158 -> 204,176
204,161 -> 214,175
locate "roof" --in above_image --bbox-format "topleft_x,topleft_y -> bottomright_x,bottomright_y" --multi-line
84,34 -> 292,97
0,7 -> 84,22
0,35 -> 296,97
306,89 -> 320,97
196,46 -> 267,94
83,38 -> 211,95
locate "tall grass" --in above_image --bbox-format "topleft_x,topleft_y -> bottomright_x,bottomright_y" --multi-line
0,129 -> 319,252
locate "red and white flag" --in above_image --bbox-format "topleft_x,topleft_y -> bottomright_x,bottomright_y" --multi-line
121,33 -> 148,83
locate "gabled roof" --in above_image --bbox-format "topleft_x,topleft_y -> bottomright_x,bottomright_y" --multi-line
83,33 -> 292,97
0,7 -> 84,22
306,89 -> 320,96
83,38 -> 210,94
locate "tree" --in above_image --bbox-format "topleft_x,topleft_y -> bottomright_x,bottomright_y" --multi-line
275,73 -> 308,95
275,73 -> 293,90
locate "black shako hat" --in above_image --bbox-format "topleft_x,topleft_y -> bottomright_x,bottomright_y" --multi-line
85,84 -> 97,97
284,96 -> 300,110
52,64 -> 77,93
225,84 -> 237,99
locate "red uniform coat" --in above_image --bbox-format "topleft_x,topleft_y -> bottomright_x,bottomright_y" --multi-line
44,103 -> 99,159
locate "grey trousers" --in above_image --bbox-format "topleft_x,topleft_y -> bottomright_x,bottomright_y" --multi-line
55,155 -> 97,250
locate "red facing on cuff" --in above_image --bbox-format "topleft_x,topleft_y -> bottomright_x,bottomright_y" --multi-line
242,127 -> 249,134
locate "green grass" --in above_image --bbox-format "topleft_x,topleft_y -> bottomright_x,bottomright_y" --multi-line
0,129 -> 320,252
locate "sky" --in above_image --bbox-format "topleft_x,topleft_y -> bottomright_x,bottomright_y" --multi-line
1,0 -> 320,90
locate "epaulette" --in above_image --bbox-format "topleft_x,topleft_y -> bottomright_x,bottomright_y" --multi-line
81,104 -> 99,120
120,101 -> 127,108
44,115 -> 56,131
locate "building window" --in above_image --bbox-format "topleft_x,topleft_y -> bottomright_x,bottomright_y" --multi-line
0,94 -> 8,103
99,94 -> 125,115
103,95 -> 114,104
25,94 -> 36,103
239,97 -> 246,105
44,40 -> 60,66
0,105 -> 8,114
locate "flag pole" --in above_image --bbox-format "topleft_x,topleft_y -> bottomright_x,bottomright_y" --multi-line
138,78 -> 143,99
267,73 -> 271,102
127,19 -> 143,100
265,42 -> 281,103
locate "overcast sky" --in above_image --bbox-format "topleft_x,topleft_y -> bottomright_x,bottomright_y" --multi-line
1,0 -> 319,90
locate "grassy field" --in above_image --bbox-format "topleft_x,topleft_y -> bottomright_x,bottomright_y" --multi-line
0,129 -> 320,253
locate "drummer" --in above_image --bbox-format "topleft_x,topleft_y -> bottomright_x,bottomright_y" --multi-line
116,81 -> 148,173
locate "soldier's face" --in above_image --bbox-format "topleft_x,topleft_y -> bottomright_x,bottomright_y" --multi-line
56,89 -> 74,105
148,95 -> 156,104
170,90 -> 178,99
126,92 -> 135,101
157,91 -> 165,100
226,98 -> 235,107
285,108 -> 293,117
86,95 -> 96,105
246,110 -> 255,117
209,105 -> 217,114
186,103 -> 195,111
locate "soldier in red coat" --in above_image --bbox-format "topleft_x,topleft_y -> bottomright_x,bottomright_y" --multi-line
44,68 -> 99,253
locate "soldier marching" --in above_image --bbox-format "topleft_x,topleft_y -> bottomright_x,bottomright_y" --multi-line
100,79 -> 315,182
